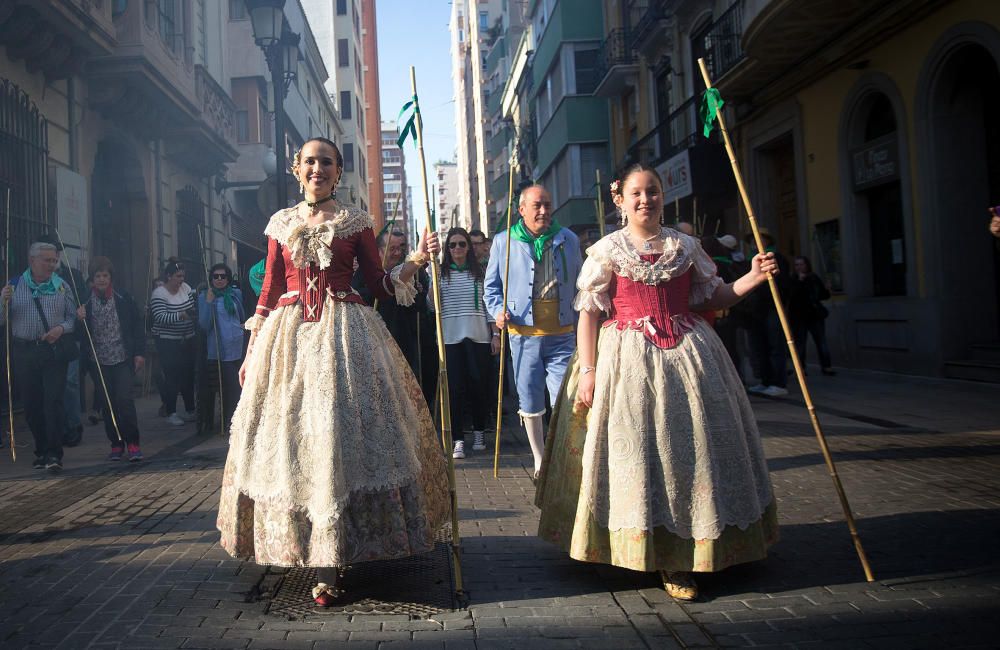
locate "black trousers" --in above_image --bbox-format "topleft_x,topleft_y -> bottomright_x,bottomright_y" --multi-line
97,360 -> 140,446
749,311 -> 787,388
155,337 -> 196,414
197,359 -> 241,433
12,342 -> 68,461
793,317 -> 833,369
446,339 -> 492,441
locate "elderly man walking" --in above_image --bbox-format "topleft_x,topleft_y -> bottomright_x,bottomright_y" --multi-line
1,241 -> 77,471
485,184 -> 582,477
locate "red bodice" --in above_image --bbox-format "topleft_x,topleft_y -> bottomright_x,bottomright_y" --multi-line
255,227 -> 395,322
603,255 -> 700,349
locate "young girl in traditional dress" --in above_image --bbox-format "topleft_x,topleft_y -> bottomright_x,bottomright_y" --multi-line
535,164 -> 779,600
216,138 -> 450,605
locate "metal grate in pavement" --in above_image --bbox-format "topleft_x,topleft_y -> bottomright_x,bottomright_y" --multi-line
265,526 -> 457,618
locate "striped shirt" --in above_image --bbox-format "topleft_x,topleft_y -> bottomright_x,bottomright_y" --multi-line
434,269 -> 493,345
150,283 -> 196,340
0,279 -> 76,341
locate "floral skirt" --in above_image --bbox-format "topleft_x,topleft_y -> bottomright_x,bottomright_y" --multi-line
535,337 -> 779,573
217,299 -> 450,567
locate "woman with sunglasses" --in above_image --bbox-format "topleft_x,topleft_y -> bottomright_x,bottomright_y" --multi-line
434,227 -> 498,459
197,263 -> 245,434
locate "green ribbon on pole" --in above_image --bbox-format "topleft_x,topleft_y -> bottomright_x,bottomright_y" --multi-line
397,96 -> 419,148
699,87 -> 725,138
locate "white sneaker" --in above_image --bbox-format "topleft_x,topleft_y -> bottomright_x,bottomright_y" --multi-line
452,440 -> 465,459
761,385 -> 789,397
472,431 -> 486,451
746,384 -> 767,394
181,410 -> 197,422
167,413 -> 185,426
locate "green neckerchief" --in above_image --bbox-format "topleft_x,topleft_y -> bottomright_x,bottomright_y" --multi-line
448,263 -> 479,309
22,269 -> 65,297
248,258 -> 266,295
510,219 -> 562,262
208,285 -> 236,316
711,255 -> 732,266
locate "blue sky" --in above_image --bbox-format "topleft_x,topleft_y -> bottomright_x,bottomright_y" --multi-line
377,1 -> 456,229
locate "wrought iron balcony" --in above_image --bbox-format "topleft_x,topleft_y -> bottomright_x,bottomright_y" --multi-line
631,0 -> 674,57
625,96 -> 701,167
703,1 -> 746,83
593,28 -> 639,98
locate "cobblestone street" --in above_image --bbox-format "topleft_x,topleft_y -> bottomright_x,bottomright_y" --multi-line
0,368 -> 997,649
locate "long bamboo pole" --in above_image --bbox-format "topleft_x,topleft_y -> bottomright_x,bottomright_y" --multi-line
409,66 -> 464,598
52,229 -> 123,444
595,169 -> 606,238
697,58 -> 874,582
4,189 -> 15,459
196,224 -> 226,436
373,190 -> 403,312
492,139 -> 519,478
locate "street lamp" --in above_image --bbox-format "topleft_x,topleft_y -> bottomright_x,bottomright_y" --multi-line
245,0 -> 299,212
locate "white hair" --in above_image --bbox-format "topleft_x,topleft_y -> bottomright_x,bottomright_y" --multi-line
518,184 -> 549,207
28,242 -> 58,258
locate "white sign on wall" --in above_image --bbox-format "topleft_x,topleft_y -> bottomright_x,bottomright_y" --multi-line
655,149 -> 693,204
55,167 -> 87,269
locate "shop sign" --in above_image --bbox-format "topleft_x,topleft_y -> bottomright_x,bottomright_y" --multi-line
656,149 -> 693,203
852,134 -> 899,191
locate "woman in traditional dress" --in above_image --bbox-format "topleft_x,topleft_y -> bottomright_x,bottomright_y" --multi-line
216,137 -> 450,606
535,164 -> 779,601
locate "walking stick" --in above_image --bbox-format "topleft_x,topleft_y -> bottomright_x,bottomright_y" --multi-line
409,66 -> 465,599
52,229 -> 123,444
373,191 -> 403,312
4,189 -> 15,459
196,225 -> 226,436
594,169 -> 607,238
697,58 -> 875,582
492,138 -> 519,478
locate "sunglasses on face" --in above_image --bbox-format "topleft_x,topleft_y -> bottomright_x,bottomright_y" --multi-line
212,273 -> 228,280
448,241 -> 468,249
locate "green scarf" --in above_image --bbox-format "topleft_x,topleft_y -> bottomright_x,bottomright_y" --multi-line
208,285 -> 236,316
711,255 -> 732,266
22,269 -> 65,297
248,258 -> 266,296
449,263 -> 479,309
510,219 -> 562,262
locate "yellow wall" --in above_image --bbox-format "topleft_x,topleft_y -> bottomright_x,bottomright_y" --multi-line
794,0 -> 1000,289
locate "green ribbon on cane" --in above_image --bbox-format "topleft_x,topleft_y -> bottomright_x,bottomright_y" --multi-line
699,87 -> 725,138
397,96 -> 419,148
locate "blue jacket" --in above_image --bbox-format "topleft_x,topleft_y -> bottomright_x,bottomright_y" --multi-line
483,224 -> 582,328
198,287 -> 246,362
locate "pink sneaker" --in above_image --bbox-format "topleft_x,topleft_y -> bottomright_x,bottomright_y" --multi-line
127,444 -> 143,462
108,446 -> 124,461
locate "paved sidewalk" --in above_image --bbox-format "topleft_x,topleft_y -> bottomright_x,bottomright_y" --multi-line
0,369 -> 997,649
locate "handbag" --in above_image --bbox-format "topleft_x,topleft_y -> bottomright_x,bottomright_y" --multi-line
32,296 -> 79,363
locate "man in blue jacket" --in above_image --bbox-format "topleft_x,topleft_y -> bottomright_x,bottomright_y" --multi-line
484,184 -> 582,477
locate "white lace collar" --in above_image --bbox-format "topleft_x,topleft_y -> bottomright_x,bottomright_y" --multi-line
599,228 -> 699,285
263,204 -> 373,270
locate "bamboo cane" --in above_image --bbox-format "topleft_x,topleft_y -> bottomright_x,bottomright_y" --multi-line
142,252 -> 156,397
410,66 -> 464,598
196,224 -> 226,436
4,189 -> 15,459
492,137 -> 518,479
52,229 -> 123,444
373,190 -> 403,312
594,169 -> 606,238
697,58 -> 875,582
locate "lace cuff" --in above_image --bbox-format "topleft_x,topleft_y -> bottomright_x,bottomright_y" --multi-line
689,275 -> 723,306
573,289 -> 612,313
244,314 -> 267,332
389,265 -> 417,307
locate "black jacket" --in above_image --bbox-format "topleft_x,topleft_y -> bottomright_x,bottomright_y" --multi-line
81,289 -> 146,362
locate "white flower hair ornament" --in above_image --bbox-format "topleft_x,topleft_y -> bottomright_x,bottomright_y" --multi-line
609,179 -> 621,196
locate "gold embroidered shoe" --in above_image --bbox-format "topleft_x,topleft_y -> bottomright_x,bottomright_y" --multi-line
312,582 -> 344,607
660,570 -> 698,601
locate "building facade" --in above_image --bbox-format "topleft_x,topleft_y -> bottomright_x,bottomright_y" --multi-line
435,160 -> 461,233
380,121 -> 409,241
361,0 -> 384,230
0,0 -> 240,296
301,0 -> 370,212
706,0 -> 1000,379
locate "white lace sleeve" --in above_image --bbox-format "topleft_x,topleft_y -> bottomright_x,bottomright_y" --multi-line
573,242 -> 614,313
388,264 -> 417,307
244,314 -> 267,332
688,238 -> 724,306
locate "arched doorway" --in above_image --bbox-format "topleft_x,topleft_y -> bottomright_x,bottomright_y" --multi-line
845,91 -> 909,297
924,42 -> 1000,348
91,139 -> 148,295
